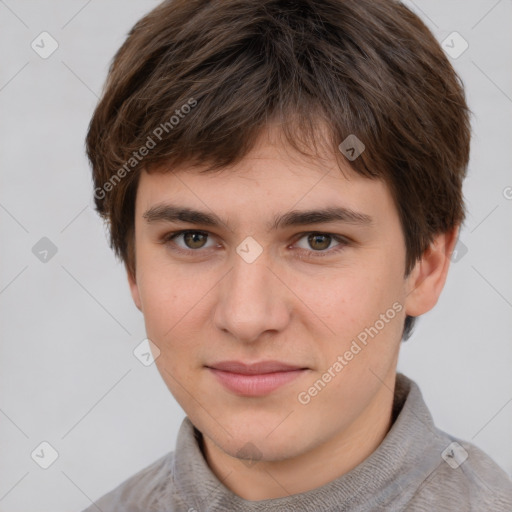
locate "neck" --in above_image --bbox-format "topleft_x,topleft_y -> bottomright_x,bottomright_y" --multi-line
201,371 -> 396,501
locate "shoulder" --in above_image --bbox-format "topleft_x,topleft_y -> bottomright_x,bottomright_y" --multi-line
391,375 -> 512,511
408,434 -> 512,511
81,451 -> 180,512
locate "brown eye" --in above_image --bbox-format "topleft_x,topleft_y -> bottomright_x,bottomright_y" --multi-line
163,230 -> 215,253
293,232 -> 348,259
307,233 -> 333,251
182,231 -> 208,249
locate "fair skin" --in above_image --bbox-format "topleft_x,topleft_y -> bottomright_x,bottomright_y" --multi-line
127,127 -> 458,501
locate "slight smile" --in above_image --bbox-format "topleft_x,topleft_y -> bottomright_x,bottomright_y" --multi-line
206,360 -> 310,397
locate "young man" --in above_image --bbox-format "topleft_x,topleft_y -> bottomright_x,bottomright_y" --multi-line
83,0 -> 512,510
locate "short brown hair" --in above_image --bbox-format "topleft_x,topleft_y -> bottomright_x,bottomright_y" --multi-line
86,0 -> 471,341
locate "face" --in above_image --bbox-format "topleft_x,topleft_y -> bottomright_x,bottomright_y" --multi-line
128,130 -> 423,463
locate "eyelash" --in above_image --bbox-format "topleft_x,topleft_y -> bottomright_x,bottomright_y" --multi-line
160,230 -> 350,259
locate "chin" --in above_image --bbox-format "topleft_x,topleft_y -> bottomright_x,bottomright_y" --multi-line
198,411 -> 310,462
223,432 -> 305,463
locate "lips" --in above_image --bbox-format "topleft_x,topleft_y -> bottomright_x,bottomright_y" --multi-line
206,360 -> 308,396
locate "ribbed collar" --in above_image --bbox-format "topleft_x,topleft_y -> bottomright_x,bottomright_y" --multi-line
170,373 -> 447,511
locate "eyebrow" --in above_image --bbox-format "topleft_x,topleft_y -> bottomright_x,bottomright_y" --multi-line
142,204 -> 373,231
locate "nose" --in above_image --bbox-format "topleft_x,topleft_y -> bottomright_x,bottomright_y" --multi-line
213,250 -> 291,344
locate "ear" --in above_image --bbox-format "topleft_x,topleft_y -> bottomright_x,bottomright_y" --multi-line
404,225 -> 460,317
126,264 -> 142,312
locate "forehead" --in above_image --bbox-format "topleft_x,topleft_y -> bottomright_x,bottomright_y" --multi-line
135,136 -> 398,233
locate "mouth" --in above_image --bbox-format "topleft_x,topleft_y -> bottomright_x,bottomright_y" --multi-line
205,360 -> 309,397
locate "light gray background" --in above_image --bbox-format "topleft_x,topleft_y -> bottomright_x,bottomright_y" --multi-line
0,1 -> 511,511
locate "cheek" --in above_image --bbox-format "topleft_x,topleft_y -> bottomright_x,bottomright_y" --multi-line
136,249 -> 198,324
306,266 -> 404,358
301,268 -> 387,325
136,260 -> 209,357
137,278 -> 181,360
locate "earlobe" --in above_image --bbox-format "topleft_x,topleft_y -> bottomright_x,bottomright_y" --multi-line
404,226 -> 460,317
126,266 -> 142,312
